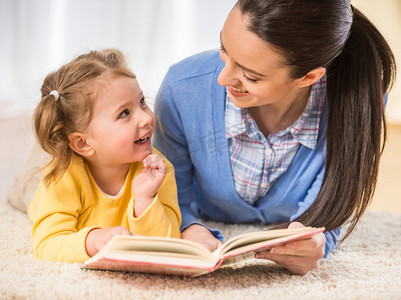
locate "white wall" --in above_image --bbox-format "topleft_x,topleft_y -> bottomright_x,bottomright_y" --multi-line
0,0 -> 236,117
1,0 -> 400,123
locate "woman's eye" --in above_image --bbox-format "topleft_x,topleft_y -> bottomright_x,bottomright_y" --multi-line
119,109 -> 130,119
243,73 -> 259,83
219,45 -> 227,54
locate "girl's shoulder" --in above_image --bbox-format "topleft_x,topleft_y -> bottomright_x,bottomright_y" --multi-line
51,154 -> 89,189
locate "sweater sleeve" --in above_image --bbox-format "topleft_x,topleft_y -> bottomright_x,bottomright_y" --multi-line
153,69 -> 223,240
28,172 -> 95,263
153,71 -> 200,229
127,153 -> 182,238
289,162 -> 341,257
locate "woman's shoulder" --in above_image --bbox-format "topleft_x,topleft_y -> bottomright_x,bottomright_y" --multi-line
167,50 -> 223,81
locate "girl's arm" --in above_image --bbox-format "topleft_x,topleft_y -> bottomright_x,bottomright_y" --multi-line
127,150 -> 181,238
31,186 -> 134,261
29,176 -> 97,263
131,154 -> 168,217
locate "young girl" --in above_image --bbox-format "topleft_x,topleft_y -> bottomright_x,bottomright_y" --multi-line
28,49 -> 181,263
153,0 -> 396,275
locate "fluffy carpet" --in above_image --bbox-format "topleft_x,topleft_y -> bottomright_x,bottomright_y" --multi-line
1,202 -> 400,300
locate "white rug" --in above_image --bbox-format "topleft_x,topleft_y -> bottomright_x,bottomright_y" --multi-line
1,202 -> 401,300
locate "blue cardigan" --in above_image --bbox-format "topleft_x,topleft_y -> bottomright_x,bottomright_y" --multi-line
153,50 -> 340,256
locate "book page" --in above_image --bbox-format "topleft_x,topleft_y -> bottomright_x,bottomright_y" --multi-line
103,235 -> 215,262
214,227 -> 324,259
102,251 -> 218,269
219,227 -> 319,254
83,236 -> 220,274
219,251 -> 255,267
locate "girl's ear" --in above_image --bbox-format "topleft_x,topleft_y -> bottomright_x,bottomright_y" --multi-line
68,132 -> 94,157
296,67 -> 326,88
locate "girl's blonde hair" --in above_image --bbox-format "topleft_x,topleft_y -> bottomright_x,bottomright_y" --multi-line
33,49 -> 135,186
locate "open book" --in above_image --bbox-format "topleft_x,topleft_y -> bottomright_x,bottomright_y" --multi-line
82,226 -> 324,277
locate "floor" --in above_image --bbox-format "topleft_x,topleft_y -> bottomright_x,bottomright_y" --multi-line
1,114 -> 400,213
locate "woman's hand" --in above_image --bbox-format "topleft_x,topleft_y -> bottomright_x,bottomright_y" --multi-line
85,226 -> 134,257
181,224 -> 223,252
255,222 -> 326,275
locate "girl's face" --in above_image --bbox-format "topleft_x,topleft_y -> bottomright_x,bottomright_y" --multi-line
218,7 -> 304,109
85,75 -> 155,167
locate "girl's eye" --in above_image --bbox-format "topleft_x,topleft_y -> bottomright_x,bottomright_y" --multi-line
139,97 -> 147,107
243,73 -> 259,83
119,109 -> 130,119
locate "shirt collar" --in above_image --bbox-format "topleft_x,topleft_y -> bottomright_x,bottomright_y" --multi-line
224,96 -> 267,141
225,93 -> 247,138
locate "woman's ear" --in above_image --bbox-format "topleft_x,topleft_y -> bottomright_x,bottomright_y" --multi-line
68,132 -> 94,157
296,67 -> 326,88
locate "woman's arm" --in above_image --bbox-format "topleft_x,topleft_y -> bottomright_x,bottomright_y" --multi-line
291,161 -> 341,257
255,162 -> 340,274
255,222 -> 326,275
181,224 -> 223,252
153,69 -> 223,243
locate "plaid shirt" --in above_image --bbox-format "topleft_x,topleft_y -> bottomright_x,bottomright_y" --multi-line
225,76 -> 326,205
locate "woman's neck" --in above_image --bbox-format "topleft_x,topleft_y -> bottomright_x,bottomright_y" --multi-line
248,86 -> 311,137
86,162 -> 131,196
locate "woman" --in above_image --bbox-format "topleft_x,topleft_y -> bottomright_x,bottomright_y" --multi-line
153,0 -> 396,274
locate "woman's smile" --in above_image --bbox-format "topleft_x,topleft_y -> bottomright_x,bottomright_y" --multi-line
228,86 -> 250,97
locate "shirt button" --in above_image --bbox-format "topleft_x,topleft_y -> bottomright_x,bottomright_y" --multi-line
260,183 -> 268,189
265,148 -> 273,155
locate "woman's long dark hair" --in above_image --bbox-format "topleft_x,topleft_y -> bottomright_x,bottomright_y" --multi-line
237,0 -> 396,239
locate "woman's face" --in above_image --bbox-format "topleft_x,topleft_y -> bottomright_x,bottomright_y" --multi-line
218,7 -> 304,109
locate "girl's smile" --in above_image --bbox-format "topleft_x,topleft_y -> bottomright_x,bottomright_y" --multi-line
134,133 -> 151,144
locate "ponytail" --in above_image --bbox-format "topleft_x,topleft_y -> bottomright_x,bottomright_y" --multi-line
33,85 -> 73,186
295,6 -> 397,239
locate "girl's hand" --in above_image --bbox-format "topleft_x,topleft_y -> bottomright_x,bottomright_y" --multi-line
132,154 -> 167,217
255,222 -> 326,275
181,224 -> 223,252
85,226 -> 134,257
132,154 -> 167,198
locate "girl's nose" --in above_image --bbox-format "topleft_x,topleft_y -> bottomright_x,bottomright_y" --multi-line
137,109 -> 154,128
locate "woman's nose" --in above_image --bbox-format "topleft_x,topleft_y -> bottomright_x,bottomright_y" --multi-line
217,61 -> 240,88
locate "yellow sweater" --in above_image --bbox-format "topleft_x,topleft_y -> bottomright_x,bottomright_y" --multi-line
28,149 -> 181,263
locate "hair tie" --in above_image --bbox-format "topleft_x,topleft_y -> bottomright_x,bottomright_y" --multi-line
49,90 -> 60,101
